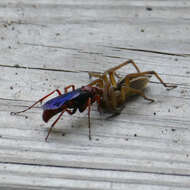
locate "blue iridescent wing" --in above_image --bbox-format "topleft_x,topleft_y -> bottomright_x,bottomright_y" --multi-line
42,89 -> 81,110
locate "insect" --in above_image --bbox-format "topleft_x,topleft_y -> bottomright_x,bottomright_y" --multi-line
11,84 -> 103,141
88,59 -> 177,112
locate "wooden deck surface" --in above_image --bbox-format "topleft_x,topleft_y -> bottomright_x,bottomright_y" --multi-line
1,0 -> 190,189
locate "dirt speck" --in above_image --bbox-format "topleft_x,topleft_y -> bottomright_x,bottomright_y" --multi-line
141,29 -> 144,32
146,7 -> 153,11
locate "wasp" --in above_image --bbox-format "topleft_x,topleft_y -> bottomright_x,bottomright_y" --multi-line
11,84 -> 102,141
89,59 -> 177,112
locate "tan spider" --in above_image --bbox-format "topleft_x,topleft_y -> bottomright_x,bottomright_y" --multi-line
88,59 -> 177,112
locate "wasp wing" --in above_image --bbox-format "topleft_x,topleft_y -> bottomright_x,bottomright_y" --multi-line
42,89 -> 81,110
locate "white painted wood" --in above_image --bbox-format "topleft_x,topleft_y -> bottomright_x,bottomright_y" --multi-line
0,0 -> 190,189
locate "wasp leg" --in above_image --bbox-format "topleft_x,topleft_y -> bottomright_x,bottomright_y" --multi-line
11,89 -> 62,115
45,110 -> 65,141
87,98 -> 92,140
64,85 -> 75,93
93,94 -> 102,113
45,108 -> 77,141
86,95 -> 102,140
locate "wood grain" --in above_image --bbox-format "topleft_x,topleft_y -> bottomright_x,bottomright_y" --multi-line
0,0 -> 190,189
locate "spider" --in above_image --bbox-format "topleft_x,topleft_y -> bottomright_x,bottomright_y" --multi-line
88,59 -> 177,113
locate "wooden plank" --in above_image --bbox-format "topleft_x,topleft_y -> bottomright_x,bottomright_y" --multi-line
0,163 -> 190,190
0,0 -> 190,189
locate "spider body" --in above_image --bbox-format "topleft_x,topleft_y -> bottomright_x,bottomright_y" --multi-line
89,60 -> 177,112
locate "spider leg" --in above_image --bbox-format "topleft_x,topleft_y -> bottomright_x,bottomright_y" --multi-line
124,71 -> 177,89
104,59 -> 141,88
125,85 -> 155,102
108,86 -> 118,109
88,72 -> 109,84
122,74 -> 155,102
106,59 -> 141,74
88,72 -> 102,79
89,59 -> 141,88
143,71 -> 177,89
88,79 -> 104,88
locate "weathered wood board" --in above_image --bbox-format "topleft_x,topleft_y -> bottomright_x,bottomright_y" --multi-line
0,0 -> 190,189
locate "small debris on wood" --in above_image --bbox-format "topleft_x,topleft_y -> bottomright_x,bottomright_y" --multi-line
180,89 -> 188,95
146,7 -> 153,11
141,29 -> 145,32
175,105 -> 180,109
171,128 -> 176,132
